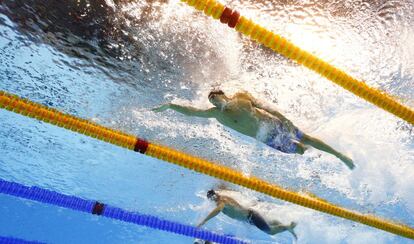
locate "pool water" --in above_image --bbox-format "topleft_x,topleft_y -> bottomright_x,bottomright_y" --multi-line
0,0 -> 413,243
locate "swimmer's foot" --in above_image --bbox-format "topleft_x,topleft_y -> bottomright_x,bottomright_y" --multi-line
338,154 -> 355,170
194,239 -> 213,244
295,143 -> 308,155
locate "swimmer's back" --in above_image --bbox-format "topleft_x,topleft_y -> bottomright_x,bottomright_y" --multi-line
217,191 -> 254,221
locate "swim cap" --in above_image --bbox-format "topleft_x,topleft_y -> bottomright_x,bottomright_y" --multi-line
208,90 -> 225,99
207,189 -> 216,199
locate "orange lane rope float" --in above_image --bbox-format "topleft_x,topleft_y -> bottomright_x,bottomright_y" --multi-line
0,90 -> 413,239
181,0 -> 414,125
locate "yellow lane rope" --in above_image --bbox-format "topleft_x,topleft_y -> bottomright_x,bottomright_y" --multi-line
0,90 -> 413,239
180,0 -> 414,125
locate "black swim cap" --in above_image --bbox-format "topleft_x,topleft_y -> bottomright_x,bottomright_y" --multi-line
208,90 -> 225,98
207,189 -> 216,199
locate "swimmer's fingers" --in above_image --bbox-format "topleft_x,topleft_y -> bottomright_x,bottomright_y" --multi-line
152,103 -> 170,112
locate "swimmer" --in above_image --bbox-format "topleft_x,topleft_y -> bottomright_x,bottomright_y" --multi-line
153,90 -> 355,169
197,189 -> 297,240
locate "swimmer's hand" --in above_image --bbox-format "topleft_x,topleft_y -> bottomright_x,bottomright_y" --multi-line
152,103 -> 171,112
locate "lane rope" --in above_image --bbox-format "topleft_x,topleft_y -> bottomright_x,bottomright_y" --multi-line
0,90 -> 413,239
180,0 -> 414,125
0,178 -> 246,244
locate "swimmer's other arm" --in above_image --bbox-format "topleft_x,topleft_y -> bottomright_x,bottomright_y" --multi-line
236,92 -> 293,126
152,103 -> 218,118
234,92 -> 292,125
197,202 -> 225,227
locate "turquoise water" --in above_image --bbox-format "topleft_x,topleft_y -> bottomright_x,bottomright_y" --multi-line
0,0 -> 413,243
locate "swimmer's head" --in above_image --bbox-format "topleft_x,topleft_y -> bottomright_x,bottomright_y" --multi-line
208,90 -> 227,108
207,189 -> 218,201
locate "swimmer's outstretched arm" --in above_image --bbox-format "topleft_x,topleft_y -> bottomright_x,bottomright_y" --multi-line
153,103 -> 218,118
197,202 -> 225,227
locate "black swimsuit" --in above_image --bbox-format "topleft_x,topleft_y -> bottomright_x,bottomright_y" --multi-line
247,209 -> 271,233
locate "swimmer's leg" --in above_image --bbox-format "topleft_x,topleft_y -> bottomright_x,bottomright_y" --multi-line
268,222 -> 298,239
301,134 -> 355,169
267,219 -> 285,234
268,223 -> 287,235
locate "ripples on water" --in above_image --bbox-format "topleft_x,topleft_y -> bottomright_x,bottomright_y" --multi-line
0,0 -> 413,243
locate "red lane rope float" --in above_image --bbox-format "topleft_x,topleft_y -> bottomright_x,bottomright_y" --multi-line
220,7 -> 240,28
0,90 -> 413,239
180,0 -> 414,125
134,138 -> 149,154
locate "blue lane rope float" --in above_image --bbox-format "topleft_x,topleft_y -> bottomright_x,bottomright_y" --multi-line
0,236 -> 44,244
0,179 -> 246,244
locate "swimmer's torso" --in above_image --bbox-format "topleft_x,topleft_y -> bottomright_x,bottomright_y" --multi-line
218,194 -> 252,222
222,204 -> 249,222
214,97 -> 277,138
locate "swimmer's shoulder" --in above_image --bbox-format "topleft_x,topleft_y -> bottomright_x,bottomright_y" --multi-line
226,98 -> 254,112
233,91 -> 255,100
219,195 -> 244,209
